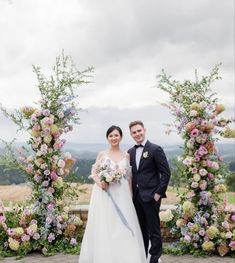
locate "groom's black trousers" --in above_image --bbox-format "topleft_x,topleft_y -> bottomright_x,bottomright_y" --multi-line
133,189 -> 162,260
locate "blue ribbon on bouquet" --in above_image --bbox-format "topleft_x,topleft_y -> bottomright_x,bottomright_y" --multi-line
106,188 -> 135,237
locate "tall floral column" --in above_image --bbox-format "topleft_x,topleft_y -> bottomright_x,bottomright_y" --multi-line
0,53 -> 93,257
157,65 -> 235,256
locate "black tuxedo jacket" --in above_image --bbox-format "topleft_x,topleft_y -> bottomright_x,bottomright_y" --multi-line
128,140 -> 171,202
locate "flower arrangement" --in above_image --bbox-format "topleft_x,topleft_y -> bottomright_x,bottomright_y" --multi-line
157,64 -> 235,257
93,159 -> 127,184
0,52 -> 93,257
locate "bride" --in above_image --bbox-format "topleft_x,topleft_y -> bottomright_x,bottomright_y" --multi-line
79,125 -> 147,263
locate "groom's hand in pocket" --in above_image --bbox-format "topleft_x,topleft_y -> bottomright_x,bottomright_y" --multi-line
154,193 -> 161,202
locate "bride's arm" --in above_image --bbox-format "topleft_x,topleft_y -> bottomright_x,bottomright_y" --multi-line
91,152 -> 108,190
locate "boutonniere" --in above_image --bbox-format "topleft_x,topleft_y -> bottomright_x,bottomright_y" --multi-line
143,151 -> 149,159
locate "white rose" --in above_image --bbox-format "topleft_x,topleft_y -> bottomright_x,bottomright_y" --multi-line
190,110 -> 199,117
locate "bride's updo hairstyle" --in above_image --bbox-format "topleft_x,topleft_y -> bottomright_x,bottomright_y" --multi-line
106,125 -> 123,138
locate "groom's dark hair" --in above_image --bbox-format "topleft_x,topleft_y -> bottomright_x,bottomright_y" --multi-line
129,120 -> 144,130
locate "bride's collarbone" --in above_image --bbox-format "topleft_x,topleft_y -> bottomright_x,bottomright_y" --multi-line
105,151 -> 126,164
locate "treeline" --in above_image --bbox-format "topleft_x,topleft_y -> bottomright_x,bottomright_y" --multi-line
0,159 -> 235,191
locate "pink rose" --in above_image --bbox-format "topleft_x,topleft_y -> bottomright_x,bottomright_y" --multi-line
50,171 -> 58,181
207,173 -> 214,180
191,128 -> 199,138
47,203 -> 55,210
32,124 -> 41,131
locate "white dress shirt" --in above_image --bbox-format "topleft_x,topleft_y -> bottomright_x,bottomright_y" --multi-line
135,139 -> 147,170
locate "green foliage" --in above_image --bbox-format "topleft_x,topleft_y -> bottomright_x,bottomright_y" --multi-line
169,157 -> 188,188
229,161 -> 235,171
163,242 -> 188,255
65,159 -> 94,183
225,172 -> 235,192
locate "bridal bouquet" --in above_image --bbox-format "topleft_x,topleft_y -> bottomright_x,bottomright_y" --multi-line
94,161 -> 126,184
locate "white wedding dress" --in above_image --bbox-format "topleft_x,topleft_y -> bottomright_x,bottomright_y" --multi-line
79,152 -> 147,263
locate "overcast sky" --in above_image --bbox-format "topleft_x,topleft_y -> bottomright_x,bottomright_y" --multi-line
0,0 -> 234,146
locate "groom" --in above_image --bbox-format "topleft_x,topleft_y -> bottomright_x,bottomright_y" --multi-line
128,120 -> 171,263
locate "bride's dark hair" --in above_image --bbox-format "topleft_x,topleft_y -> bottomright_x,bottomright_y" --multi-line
106,125 -> 123,138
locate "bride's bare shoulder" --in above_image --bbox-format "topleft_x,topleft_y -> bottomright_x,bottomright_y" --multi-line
123,151 -> 130,160
96,150 -> 107,161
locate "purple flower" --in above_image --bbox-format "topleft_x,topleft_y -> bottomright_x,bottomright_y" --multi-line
30,219 -> 37,225
42,181 -> 49,187
47,203 -> 55,210
229,241 -> 235,249
7,228 -> 15,236
231,215 -> 235,222
44,169 -> 50,176
207,160 -> 213,167
26,227 -> 34,236
199,229 -> 205,236
21,234 -> 30,242
42,109 -> 50,116
203,212 -> 210,219
48,233 -> 55,243
199,191 -> 210,206
207,173 -> 214,180
222,221 -> 229,229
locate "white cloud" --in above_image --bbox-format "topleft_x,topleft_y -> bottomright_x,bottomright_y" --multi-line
0,0 -> 234,143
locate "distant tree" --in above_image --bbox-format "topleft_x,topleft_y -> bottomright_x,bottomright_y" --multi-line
229,161 -> 235,171
225,172 -> 235,192
169,157 -> 187,188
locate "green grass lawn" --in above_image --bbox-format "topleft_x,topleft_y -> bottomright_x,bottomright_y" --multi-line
219,192 -> 235,204
2,200 -> 26,207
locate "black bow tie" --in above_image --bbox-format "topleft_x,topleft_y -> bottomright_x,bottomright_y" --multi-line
135,144 -> 144,148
